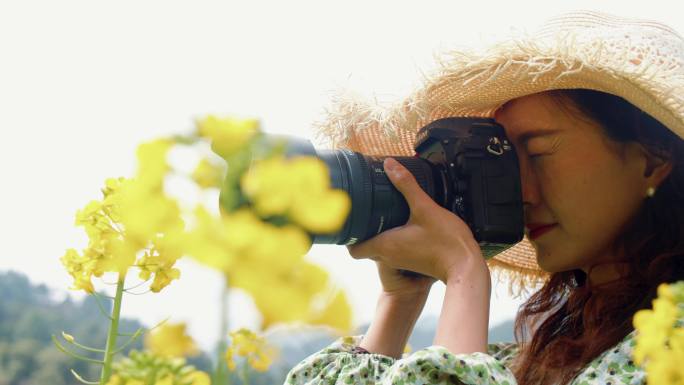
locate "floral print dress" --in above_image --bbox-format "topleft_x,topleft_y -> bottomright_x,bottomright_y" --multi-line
284,330 -> 645,385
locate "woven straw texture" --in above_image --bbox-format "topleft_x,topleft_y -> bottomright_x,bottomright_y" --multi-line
313,11 -> 684,290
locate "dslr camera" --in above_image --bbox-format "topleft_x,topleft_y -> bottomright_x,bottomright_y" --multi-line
274,117 -> 524,259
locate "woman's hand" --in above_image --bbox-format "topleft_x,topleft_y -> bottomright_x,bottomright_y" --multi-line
372,260 -> 436,299
347,157 -> 487,286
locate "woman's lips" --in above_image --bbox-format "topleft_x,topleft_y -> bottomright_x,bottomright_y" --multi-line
527,224 -> 557,240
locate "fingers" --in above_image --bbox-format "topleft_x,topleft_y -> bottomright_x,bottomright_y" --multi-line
346,230 -> 399,261
383,158 -> 433,214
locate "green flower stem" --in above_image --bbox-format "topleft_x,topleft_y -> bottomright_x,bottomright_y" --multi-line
64,336 -> 107,353
112,327 -> 144,355
239,360 -> 250,385
213,276 -> 231,385
51,335 -> 104,365
92,292 -> 114,321
100,274 -> 125,384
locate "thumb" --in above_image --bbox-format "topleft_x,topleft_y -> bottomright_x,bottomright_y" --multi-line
383,157 -> 433,213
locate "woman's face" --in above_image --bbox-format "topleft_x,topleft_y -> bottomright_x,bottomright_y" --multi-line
494,92 -> 652,275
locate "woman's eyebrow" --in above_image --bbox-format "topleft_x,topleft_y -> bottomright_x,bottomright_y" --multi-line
516,128 -> 563,146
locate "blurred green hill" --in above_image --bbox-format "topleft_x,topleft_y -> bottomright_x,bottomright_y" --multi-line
0,270 -> 514,385
0,270 -> 147,385
0,271 -> 148,385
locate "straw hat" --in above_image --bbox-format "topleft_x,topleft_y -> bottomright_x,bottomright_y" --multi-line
313,10 -> 684,291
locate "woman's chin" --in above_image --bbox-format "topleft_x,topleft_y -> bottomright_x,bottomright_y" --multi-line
535,251 -> 566,274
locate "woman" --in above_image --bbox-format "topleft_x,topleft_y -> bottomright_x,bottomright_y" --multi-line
286,11 -> 684,385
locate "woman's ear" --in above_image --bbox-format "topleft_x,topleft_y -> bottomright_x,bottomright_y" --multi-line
642,145 -> 673,187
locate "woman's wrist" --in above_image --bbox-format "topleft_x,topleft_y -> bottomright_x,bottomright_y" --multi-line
358,292 -> 428,359
434,258 -> 491,355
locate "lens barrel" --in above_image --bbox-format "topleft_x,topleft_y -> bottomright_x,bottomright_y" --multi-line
314,150 -> 444,245
262,134 -> 444,245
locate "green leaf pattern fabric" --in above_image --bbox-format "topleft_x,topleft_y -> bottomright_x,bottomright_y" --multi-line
285,331 -> 645,385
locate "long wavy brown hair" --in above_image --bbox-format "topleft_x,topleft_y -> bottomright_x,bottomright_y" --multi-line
511,89 -> 684,385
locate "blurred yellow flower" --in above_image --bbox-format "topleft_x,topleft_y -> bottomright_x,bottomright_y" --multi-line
305,288 -> 353,333
135,139 -> 173,191
145,322 -> 199,358
197,115 -> 259,158
186,201 -> 354,331
182,206 -> 236,272
290,189 -> 351,234
225,328 -> 278,372
156,376 -> 173,385
183,371 -> 211,385
104,374 -> 123,385
229,260 -> 352,332
118,182 -> 184,244
109,350 -> 210,385
240,156 -> 350,233
633,281 -> 684,385
192,158 -> 224,189
633,286 -> 679,364
240,156 -> 293,216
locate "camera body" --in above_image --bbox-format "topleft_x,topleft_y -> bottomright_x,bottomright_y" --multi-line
409,117 -> 524,258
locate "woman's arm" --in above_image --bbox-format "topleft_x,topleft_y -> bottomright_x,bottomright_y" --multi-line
358,291 -> 429,359
433,256 -> 491,354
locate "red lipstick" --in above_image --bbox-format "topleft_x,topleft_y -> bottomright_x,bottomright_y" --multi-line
526,223 -> 557,240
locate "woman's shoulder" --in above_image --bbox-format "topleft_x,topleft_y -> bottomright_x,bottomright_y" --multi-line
487,341 -> 521,365
570,330 -> 644,385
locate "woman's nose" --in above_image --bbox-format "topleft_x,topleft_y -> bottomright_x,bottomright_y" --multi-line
518,157 -> 540,206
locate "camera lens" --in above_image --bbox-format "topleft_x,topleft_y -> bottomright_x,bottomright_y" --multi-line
265,135 -> 446,245
314,150 -> 445,245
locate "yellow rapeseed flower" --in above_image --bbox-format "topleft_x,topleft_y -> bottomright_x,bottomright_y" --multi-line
290,189 -> 351,234
183,371 -> 211,385
60,248 -> 96,293
135,139 -> 173,191
182,206 -> 238,272
63,138 -> 186,294
104,374 -> 123,385
305,288 -> 353,333
192,158 -> 224,189
229,260 -> 352,332
633,290 -> 679,364
109,350 -> 209,385
285,157 -> 351,233
240,156 -> 293,216
633,282 -> 684,385
197,115 -> 260,158
118,182 -> 184,244
240,156 -> 350,233
156,376 -> 173,385
136,234 -> 185,293
137,251 -> 181,293
145,322 -> 199,358
225,328 -> 278,372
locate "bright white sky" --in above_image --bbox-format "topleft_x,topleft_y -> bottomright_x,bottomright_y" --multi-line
1,0 -> 682,350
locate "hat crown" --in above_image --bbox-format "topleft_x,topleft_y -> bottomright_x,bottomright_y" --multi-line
533,11 -> 684,81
